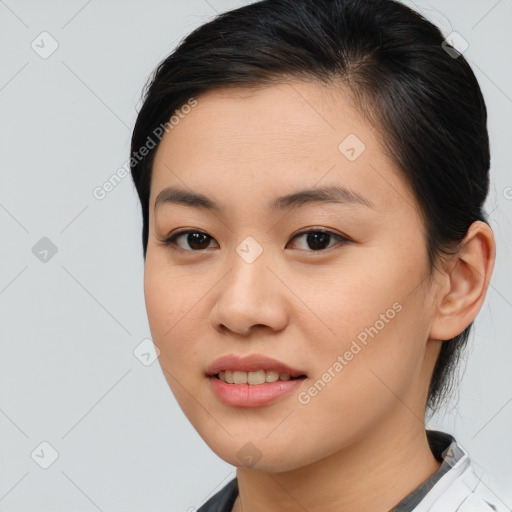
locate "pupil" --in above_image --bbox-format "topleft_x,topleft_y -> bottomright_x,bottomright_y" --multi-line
189,232 -> 209,250
307,232 -> 329,251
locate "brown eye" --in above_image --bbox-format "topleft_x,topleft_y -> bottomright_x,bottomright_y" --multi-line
288,230 -> 350,251
162,230 -> 218,251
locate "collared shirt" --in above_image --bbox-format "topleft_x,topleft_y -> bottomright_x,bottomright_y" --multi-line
196,429 -> 507,512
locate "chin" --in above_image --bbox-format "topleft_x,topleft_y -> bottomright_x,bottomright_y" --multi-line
198,431 -> 314,473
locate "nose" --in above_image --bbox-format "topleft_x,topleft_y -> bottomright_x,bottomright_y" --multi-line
210,248 -> 289,337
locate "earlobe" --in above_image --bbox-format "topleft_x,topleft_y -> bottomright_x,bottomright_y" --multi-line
429,221 -> 496,341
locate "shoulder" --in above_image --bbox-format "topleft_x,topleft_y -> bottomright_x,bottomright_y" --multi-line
450,463 -> 510,512
454,493 -> 509,512
421,437 -> 508,512
197,478 -> 238,512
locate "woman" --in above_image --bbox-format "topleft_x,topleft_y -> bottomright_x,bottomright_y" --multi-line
129,0 -> 505,510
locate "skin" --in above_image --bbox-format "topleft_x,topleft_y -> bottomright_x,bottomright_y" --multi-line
143,81 -> 495,512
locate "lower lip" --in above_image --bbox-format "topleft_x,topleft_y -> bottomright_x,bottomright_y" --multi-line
208,376 -> 306,407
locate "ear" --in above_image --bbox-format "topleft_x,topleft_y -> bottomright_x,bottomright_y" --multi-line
429,221 -> 496,341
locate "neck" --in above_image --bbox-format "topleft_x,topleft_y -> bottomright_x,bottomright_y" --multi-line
232,414 -> 441,512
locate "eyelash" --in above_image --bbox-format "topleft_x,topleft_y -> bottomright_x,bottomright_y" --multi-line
160,228 -> 351,253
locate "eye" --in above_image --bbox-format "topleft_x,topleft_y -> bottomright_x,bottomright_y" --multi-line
287,229 -> 350,252
160,228 -> 350,253
160,230 -> 218,251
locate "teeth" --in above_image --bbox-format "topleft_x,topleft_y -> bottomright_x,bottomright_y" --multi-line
233,371 -> 247,384
247,370 -> 264,385
217,370 -> 300,385
266,370 -> 280,383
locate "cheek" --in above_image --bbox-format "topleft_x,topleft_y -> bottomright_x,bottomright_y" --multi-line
144,266 -> 206,420
144,257 -> 194,332
144,264 -> 193,358
298,261 -> 428,407
292,266 -> 397,354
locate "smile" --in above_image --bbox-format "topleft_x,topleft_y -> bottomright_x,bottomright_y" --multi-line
217,370 -> 306,385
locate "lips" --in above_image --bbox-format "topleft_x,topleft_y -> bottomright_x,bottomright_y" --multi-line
205,353 -> 307,378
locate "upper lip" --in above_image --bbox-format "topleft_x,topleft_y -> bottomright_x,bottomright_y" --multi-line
206,353 -> 307,377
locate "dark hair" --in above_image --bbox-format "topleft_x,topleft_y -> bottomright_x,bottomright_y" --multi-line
130,0 -> 490,415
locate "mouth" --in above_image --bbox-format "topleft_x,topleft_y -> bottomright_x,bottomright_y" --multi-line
206,358 -> 308,407
214,370 -> 307,385
206,353 -> 308,385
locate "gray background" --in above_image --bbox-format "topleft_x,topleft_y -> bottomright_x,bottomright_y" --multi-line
1,0 -> 511,510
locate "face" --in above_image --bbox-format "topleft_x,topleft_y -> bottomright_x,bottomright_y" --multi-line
144,81 -> 442,472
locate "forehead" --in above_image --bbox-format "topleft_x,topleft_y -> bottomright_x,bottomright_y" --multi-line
155,81 -> 369,162
150,81 -> 417,218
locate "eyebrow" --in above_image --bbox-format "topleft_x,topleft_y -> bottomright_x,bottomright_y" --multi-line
154,185 -> 376,213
